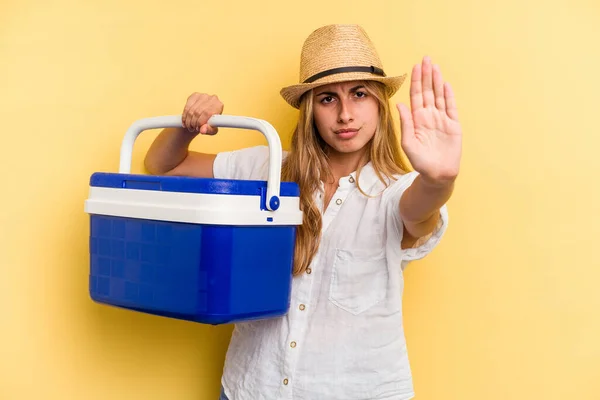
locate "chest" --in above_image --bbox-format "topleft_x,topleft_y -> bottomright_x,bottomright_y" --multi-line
316,184 -> 387,249
322,180 -> 351,213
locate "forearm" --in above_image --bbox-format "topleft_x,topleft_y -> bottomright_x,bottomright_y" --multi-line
144,128 -> 197,174
399,175 -> 454,236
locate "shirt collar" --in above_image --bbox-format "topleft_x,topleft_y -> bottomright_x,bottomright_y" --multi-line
318,162 -> 388,194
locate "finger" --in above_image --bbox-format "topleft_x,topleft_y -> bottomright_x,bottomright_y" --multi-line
200,124 -> 219,135
410,63 -> 423,111
421,56 -> 435,108
444,82 -> 459,121
201,97 -> 223,134
190,106 -> 208,133
200,118 -> 219,135
200,110 -> 214,131
396,103 -> 415,146
182,93 -> 200,130
433,64 -> 445,111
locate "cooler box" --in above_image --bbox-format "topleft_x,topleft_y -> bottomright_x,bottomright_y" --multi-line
84,115 -> 302,325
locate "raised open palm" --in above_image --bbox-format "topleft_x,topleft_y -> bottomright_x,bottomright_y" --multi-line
397,56 -> 462,185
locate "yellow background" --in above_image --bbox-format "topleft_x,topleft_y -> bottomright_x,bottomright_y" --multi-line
1,0 -> 599,399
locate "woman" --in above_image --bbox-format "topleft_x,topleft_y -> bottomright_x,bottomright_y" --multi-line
145,24 -> 462,400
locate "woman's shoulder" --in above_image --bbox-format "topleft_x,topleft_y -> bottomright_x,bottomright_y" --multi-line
392,170 -> 419,184
213,145 -> 289,180
213,145 -> 267,180
378,170 -> 420,198
217,144 -> 289,160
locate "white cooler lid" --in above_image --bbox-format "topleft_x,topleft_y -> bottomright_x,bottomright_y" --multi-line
85,173 -> 302,226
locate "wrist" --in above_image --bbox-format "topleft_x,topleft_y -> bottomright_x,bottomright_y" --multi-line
418,173 -> 457,190
176,126 -> 201,139
169,127 -> 201,149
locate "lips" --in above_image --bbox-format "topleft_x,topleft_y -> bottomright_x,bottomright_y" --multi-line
335,128 -> 359,139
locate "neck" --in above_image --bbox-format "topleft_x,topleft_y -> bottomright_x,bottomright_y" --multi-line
324,147 -> 368,182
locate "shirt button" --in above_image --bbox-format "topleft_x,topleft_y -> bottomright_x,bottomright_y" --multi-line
306,268 -> 312,274
299,304 -> 306,311
283,378 -> 289,385
335,198 -> 342,205
349,176 -> 355,183
290,341 -> 297,348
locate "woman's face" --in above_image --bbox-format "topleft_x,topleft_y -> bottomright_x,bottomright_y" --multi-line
312,80 -> 379,156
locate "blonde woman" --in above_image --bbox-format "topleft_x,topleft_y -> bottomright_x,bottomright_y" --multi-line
145,24 -> 462,400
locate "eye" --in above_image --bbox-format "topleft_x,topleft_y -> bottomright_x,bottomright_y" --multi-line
354,90 -> 367,98
320,96 -> 335,104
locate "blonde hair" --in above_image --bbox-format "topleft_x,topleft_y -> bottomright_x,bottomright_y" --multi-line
281,80 -> 411,276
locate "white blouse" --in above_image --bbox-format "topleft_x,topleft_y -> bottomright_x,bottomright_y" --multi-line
213,145 -> 449,400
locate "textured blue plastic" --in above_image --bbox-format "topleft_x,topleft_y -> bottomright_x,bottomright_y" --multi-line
88,171 -> 299,324
89,215 -> 295,325
89,214 -> 296,325
90,172 -> 300,197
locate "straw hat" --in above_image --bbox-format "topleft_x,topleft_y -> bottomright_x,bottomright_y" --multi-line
280,24 -> 407,109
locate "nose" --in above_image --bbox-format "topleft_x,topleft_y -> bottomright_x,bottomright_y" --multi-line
337,98 -> 354,124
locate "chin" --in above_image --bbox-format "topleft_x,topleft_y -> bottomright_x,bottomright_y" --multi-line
329,139 -> 368,154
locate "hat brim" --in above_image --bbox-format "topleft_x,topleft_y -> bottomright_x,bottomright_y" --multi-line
280,72 -> 407,109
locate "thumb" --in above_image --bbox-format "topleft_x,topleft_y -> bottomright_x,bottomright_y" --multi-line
200,124 -> 219,135
396,103 -> 414,145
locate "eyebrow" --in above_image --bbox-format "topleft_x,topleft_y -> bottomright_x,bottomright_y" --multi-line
315,85 -> 365,97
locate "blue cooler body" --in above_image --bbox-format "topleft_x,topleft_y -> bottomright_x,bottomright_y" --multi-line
84,114 -> 303,325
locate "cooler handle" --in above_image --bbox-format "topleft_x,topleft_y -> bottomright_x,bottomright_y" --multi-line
118,114 -> 283,211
